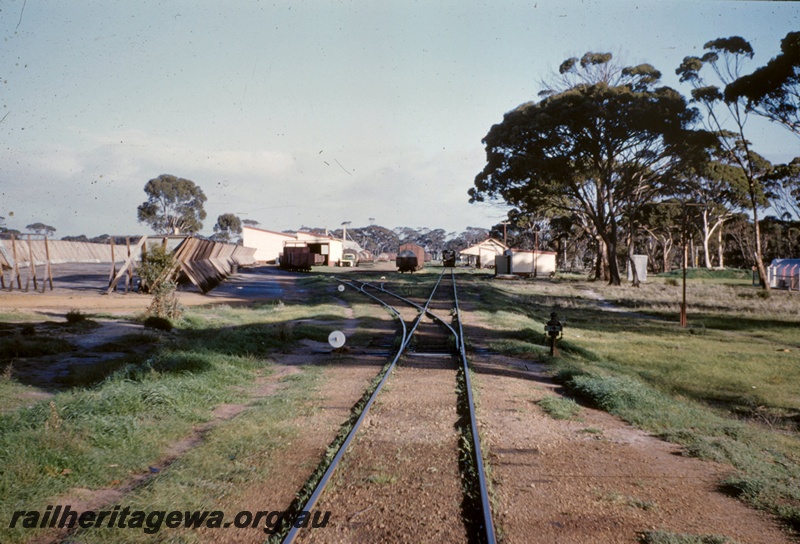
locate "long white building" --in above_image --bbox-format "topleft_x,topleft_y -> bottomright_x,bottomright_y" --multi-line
242,226 -> 344,265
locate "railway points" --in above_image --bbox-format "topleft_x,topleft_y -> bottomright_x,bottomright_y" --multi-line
281,269 -> 495,544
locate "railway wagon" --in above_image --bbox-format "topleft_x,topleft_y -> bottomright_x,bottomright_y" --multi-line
280,247 -> 318,272
396,243 -> 424,273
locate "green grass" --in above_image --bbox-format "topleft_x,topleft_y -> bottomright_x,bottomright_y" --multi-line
0,334 -> 74,361
658,267 -> 751,282
538,396 -> 582,420
0,310 -> 49,322
459,273 -> 800,533
71,366 -> 323,544
0,349 -> 269,542
0,278 -> 358,543
0,375 -> 49,414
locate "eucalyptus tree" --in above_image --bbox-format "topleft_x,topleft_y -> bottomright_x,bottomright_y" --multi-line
415,228 -> 448,259
725,31 -> 800,138
548,213 -> 593,271
676,160 -> 748,268
137,174 -> 207,235
459,226 -> 491,247
471,52 -> 709,285
353,225 -> 400,255
25,222 -> 57,236
492,210 -> 549,251
677,37 -> 776,288
639,202 -> 683,273
769,157 -> 800,220
212,213 -> 242,243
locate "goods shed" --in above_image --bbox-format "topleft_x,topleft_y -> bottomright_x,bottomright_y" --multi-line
243,226 -> 344,266
243,226 -> 297,263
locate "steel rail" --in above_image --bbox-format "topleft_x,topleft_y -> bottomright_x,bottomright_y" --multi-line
351,276 -> 460,350
281,279 -> 409,544
282,277 -> 441,544
452,269 -> 497,544
282,271 -> 495,544
351,270 -> 497,543
360,270 -> 447,352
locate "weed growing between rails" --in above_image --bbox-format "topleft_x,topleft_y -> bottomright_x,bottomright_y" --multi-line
454,363 -> 491,540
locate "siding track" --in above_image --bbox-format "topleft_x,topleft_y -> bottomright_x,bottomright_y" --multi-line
280,269 -> 495,544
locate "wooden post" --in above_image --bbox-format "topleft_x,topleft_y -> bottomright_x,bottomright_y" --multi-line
125,237 -> 132,293
681,217 -> 688,328
108,238 -> 117,292
28,234 -> 37,291
44,235 -> 53,291
12,235 -> 21,290
107,236 -> 147,294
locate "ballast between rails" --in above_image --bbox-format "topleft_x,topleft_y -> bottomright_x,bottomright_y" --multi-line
282,270 -> 496,544
280,281 -> 409,544
358,269 -> 497,544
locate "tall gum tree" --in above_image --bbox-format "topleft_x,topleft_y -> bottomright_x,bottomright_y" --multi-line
471,52 -> 710,285
212,213 -> 243,243
676,159 -> 747,268
677,37 -> 775,289
725,31 -> 800,138
137,174 -> 207,235
770,158 -> 800,220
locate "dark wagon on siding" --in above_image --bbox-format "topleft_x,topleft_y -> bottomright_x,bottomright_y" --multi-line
396,243 -> 424,273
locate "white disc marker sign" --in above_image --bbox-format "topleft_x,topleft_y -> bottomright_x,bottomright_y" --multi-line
328,331 -> 346,349
338,285 -> 345,292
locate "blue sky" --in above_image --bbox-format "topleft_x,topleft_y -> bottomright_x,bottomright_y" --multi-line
1,1 -> 798,238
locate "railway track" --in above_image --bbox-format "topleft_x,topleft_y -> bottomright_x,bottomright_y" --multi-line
280,269 -> 495,544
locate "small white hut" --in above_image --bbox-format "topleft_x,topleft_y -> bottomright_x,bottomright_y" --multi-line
459,239 -> 507,268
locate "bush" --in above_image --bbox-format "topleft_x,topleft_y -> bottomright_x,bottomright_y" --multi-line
65,309 -> 87,324
138,244 -> 182,319
565,373 -> 652,412
137,244 -> 175,294
143,316 -> 173,332
538,396 -> 581,420
147,280 -> 183,320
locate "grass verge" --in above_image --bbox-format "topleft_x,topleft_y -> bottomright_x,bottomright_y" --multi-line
460,274 -> 800,535
0,285 -> 353,543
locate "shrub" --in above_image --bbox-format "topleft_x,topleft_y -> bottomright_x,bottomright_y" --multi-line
566,374 -> 652,412
65,309 -> 87,324
143,316 -> 173,332
147,280 -> 183,320
538,396 -> 581,420
138,244 -> 183,319
137,244 -> 175,294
